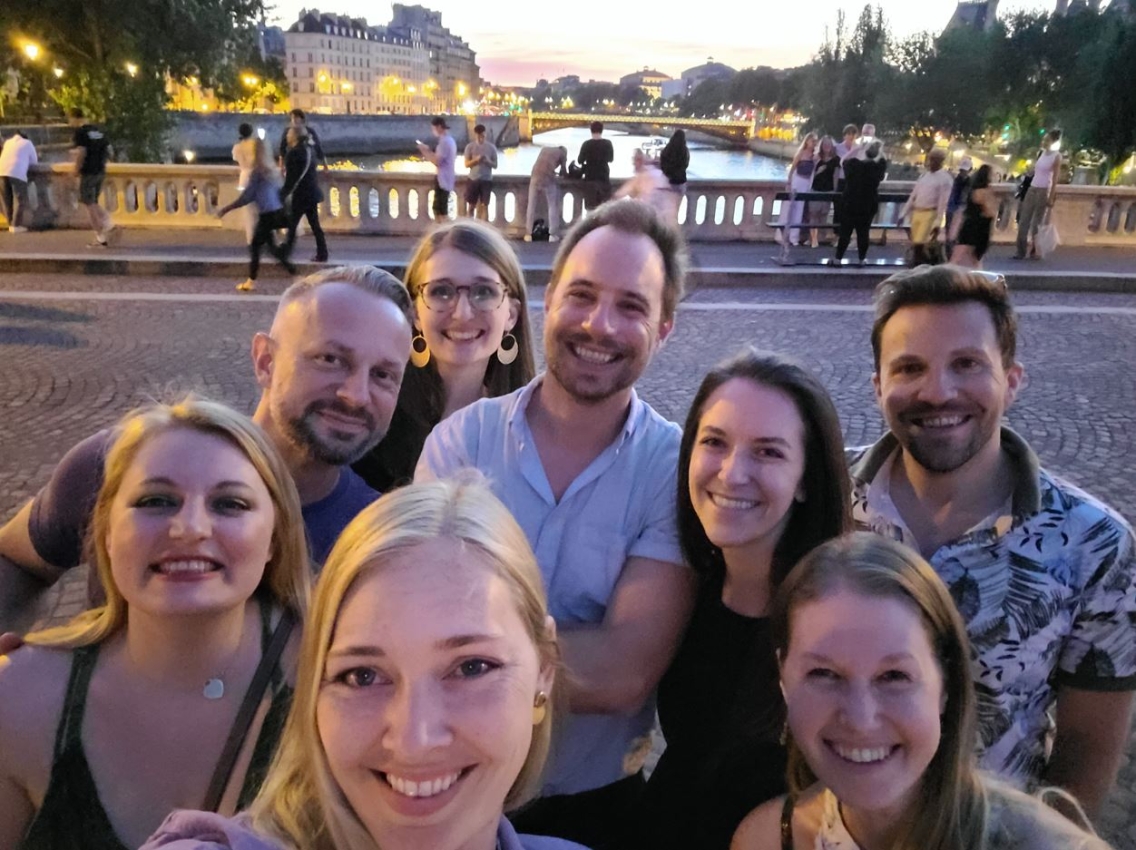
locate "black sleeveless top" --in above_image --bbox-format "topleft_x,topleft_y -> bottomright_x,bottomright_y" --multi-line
18,598 -> 293,850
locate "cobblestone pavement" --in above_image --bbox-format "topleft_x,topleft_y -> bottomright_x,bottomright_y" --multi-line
1,273 -> 1135,845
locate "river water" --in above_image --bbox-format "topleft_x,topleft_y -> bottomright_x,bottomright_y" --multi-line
338,126 -> 789,181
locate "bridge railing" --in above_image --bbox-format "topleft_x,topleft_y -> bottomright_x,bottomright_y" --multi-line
12,164 -> 1136,248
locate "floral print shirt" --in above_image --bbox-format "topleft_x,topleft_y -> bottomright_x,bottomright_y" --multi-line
849,428 -> 1136,788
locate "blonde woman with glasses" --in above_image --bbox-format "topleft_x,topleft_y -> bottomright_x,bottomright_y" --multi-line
353,220 -> 536,492
142,474 -> 587,850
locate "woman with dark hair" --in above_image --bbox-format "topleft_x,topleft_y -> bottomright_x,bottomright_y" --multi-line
281,126 -> 328,264
732,533 -> 1110,850
660,130 -> 690,208
636,347 -> 852,850
352,219 -> 536,492
951,164 -> 998,269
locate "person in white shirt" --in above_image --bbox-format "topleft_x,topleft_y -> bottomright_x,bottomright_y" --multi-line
1016,129 -> 1063,259
0,131 -> 38,233
231,123 -> 259,244
900,148 -> 953,265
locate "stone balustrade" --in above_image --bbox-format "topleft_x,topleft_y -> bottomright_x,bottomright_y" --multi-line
11,163 -> 1136,248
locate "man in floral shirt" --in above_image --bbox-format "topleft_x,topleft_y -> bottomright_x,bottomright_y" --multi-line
850,265 -> 1136,819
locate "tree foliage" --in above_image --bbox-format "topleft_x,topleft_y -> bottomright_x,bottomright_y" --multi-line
778,3 -> 1136,179
5,0 -> 268,159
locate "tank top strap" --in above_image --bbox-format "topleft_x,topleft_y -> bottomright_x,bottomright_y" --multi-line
255,593 -> 284,690
51,645 -> 101,761
780,794 -> 796,850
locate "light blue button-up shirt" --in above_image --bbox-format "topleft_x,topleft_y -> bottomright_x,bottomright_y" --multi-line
416,375 -> 685,796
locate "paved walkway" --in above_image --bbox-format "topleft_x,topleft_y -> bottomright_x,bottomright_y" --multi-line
1,228 -> 1135,291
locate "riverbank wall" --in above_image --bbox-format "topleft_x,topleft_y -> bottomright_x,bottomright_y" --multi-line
164,113 -> 520,160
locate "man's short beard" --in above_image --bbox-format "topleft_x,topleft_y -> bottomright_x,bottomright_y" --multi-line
283,401 -> 383,466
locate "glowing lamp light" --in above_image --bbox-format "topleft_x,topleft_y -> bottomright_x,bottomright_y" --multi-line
125,62 -> 139,77
318,73 -> 328,83
183,149 -> 196,163
23,42 -> 42,61
242,74 -> 259,87
457,82 -> 467,96
256,127 -> 266,140
53,67 -> 64,78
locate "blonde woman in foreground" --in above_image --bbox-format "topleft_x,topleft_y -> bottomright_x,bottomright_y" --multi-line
142,474 -> 588,850
731,533 -> 1112,850
0,398 -> 309,850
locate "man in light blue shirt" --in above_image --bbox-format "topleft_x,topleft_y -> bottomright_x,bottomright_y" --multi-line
417,200 -> 696,849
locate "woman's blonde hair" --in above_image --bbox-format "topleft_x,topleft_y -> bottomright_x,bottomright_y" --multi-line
773,532 -> 986,850
246,473 -> 558,850
26,396 -> 310,648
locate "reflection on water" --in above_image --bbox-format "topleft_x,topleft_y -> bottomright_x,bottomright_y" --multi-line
335,126 -> 789,181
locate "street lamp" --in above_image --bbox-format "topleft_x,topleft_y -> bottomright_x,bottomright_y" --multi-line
125,62 -> 138,77
53,67 -> 64,78
22,42 -> 42,62
242,74 -> 259,87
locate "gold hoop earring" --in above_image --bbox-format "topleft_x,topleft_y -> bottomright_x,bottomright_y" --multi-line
409,333 -> 430,368
496,332 -> 519,365
532,690 -> 549,725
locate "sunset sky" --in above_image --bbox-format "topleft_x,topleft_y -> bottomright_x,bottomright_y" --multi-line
268,1 -> 1068,85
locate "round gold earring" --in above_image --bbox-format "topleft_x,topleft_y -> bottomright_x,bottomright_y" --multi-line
409,333 -> 430,368
532,690 -> 549,725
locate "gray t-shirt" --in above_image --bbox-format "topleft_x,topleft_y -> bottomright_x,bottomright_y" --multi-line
464,140 -> 498,181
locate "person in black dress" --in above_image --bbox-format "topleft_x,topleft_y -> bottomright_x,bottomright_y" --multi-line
950,164 -> 998,269
636,347 -> 852,850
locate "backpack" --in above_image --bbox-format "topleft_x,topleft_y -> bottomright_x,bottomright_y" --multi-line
531,218 -> 550,241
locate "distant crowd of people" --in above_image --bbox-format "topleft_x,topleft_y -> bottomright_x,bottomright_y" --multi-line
0,111 -> 1071,280
0,181 -> 1133,850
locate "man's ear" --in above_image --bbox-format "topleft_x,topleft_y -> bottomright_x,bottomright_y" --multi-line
251,332 -> 275,391
872,370 -> 882,404
657,316 -> 675,346
1004,361 -> 1026,408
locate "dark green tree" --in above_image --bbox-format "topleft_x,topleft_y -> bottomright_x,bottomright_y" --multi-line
5,0 -> 268,159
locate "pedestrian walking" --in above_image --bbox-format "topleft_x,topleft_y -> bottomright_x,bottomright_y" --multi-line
217,137 -> 297,291
282,126 -> 328,263
463,123 -> 498,220
418,116 -> 457,223
1015,129 -> 1062,259
900,147 -> 953,266
276,108 -> 327,171
525,145 -> 567,241
615,149 -> 676,220
946,155 -> 972,255
68,108 -> 115,247
0,129 -> 37,232
950,164 -> 998,268
231,122 -> 258,244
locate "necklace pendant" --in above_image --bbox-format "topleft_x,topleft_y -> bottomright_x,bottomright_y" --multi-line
203,678 -> 225,700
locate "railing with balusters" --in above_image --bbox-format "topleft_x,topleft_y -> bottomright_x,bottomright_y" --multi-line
12,163 -> 1136,248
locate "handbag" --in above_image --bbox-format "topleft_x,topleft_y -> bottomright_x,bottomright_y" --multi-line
282,145 -> 312,217
1035,216 -> 1060,258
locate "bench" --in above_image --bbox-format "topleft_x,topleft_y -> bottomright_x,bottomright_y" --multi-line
766,190 -> 911,266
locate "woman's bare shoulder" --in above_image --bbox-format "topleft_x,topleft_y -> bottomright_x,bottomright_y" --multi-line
0,644 -> 71,730
731,795 -> 788,850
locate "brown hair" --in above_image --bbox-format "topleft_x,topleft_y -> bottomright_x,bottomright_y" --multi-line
772,532 -> 984,850
871,265 -> 1016,371
548,198 -> 687,323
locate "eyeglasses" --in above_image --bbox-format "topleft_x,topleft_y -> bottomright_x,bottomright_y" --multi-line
973,270 -> 1008,291
420,279 -> 507,313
